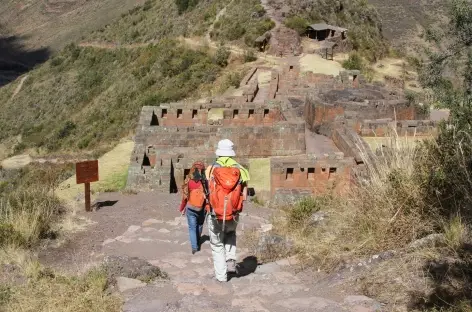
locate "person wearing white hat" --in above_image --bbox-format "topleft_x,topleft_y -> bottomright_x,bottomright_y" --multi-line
205,139 -> 250,282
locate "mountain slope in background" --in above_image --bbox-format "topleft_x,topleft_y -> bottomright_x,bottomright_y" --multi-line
0,0 -> 146,51
367,0 -> 446,48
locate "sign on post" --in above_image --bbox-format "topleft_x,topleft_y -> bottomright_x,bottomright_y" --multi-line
76,160 -> 99,212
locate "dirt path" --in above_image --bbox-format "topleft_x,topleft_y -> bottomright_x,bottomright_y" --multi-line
78,42 -> 151,49
10,75 -> 28,99
40,191 -> 381,312
205,0 -> 234,42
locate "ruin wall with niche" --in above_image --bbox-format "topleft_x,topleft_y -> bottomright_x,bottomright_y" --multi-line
127,63 -> 438,203
270,154 -> 354,204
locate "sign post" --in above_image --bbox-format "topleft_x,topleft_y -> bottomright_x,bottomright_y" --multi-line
76,160 -> 99,212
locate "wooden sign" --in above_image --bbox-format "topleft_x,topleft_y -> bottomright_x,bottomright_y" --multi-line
75,160 -> 99,212
76,160 -> 99,184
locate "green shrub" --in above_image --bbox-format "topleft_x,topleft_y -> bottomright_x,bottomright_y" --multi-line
288,197 -> 322,227
175,0 -> 199,14
342,52 -> 364,70
214,45 -> 230,67
243,49 -> 257,63
211,0 -> 275,47
284,16 -> 309,35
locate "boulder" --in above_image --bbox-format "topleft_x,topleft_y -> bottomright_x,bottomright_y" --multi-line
116,276 -> 146,292
408,233 -> 446,250
256,233 -> 293,262
102,255 -> 168,284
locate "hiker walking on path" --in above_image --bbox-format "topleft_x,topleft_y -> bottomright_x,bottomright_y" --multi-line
205,139 -> 250,282
179,161 -> 208,255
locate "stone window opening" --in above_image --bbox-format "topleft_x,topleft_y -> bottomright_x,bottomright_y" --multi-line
192,109 -> 198,119
321,167 -> 326,173
329,167 -> 337,179
151,111 -> 159,126
263,109 -> 269,118
289,65 -> 294,71
161,109 -> 168,118
142,153 -> 151,167
286,168 -> 294,180
248,109 -> 254,118
177,109 -> 183,119
233,109 -> 239,119
308,168 -> 315,180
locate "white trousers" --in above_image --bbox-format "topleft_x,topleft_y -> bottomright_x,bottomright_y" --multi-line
207,214 -> 238,282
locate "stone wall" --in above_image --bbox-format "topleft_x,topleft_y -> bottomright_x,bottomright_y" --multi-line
134,122 -> 306,158
270,154 -> 354,203
127,63 -> 439,203
139,102 -> 284,128
304,94 -> 418,132
360,119 -> 438,136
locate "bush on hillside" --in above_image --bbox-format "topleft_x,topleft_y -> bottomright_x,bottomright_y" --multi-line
175,0 -> 199,14
243,49 -> 257,63
214,45 -> 230,67
211,0 -> 275,47
342,52 -> 364,70
284,16 -> 309,35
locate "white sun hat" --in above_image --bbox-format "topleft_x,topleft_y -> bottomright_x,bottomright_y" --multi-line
215,139 -> 236,157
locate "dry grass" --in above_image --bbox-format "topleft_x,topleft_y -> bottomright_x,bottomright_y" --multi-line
2,266 -> 122,312
0,187 -> 61,248
443,216 -> 469,251
56,141 -> 134,207
275,128 -> 437,271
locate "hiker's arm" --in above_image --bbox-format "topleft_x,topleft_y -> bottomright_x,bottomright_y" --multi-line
242,183 -> 248,201
179,198 -> 187,214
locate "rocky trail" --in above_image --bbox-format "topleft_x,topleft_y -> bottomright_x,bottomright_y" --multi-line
40,191 -> 382,312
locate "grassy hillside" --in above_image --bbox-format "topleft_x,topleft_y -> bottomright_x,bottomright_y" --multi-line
0,0 -> 147,51
210,0 -> 275,46
0,40 -> 221,154
0,0 -> 249,157
86,0 -> 227,44
367,0 -> 445,48
87,0 -> 274,48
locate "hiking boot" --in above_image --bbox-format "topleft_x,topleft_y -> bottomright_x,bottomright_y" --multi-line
226,260 -> 237,273
212,276 -> 227,283
192,249 -> 198,255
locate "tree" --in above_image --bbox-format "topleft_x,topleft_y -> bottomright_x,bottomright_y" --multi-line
418,0 -> 472,220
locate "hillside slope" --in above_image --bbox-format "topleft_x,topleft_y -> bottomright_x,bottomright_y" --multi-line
367,0 -> 446,48
0,0 -> 146,51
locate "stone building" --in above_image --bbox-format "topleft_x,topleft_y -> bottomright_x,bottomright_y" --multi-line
126,64 -> 437,203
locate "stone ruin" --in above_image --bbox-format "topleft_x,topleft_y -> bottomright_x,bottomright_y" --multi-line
126,63 -> 439,203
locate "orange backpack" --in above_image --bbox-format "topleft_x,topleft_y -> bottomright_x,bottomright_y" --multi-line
208,166 -> 243,221
182,162 -> 207,211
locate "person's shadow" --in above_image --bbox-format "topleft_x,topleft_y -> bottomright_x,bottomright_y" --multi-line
228,256 -> 258,281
